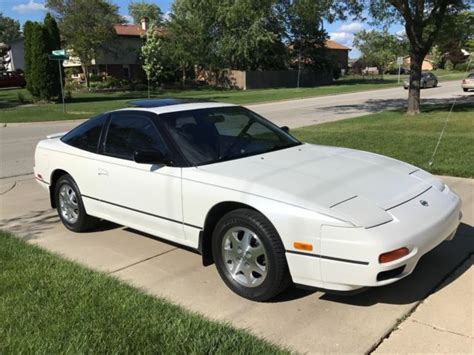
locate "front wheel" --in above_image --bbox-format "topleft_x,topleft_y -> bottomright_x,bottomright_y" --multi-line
212,209 -> 291,301
55,174 -> 99,232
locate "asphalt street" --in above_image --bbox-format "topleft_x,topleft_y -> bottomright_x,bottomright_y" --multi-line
0,80 -> 470,178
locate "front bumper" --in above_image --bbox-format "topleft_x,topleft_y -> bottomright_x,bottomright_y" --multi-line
287,186 -> 462,291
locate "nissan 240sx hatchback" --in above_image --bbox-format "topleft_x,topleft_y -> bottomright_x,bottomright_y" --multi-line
34,100 -> 462,301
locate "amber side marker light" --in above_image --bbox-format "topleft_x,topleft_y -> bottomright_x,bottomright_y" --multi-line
294,242 -> 313,251
379,247 -> 409,263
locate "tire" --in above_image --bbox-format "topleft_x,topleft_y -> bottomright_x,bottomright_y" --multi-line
433,81 -> 438,87
463,88 -> 468,92
55,174 -> 99,232
212,208 -> 291,301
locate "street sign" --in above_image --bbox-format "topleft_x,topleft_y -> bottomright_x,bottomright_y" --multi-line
48,54 -> 69,61
48,50 -> 68,114
52,49 -> 66,56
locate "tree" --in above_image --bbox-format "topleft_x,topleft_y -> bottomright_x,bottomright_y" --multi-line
433,10 -> 473,66
353,30 -> 408,75
213,0 -> 287,71
277,0 -> 329,72
128,1 -> 163,26
29,24 -> 50,100
0,13 -> 21,43
23,16 -> 63,101
359,0 -> 468,115
44,13 -> 62,99
166,0 -> 287,76
23,21 -> 35,94
141,28 -> 167,90
46,0 -> 123,88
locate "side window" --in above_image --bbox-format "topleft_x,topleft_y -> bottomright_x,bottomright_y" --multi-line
104,112 -> 166,160
61,114 -> 107,153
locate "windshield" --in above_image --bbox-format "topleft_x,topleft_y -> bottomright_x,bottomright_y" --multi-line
161,106 -> 301,166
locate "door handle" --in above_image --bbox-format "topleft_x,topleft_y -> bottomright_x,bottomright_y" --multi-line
98,168 -> 108,176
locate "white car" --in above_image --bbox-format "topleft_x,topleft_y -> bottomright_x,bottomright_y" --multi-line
34,100 -> 462,301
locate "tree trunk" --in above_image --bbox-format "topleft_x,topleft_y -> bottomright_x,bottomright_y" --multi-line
181,67 -> 186,88
407,53 -> 423,115
82,64 -> 90,88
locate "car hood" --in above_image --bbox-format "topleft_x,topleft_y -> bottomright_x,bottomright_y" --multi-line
188,144 -> 434,227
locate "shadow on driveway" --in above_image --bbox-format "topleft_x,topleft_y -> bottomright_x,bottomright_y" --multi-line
2,208 -> 472,307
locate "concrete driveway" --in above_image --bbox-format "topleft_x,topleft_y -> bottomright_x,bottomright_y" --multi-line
1,174 -> 472,354
1,80 -> 470,178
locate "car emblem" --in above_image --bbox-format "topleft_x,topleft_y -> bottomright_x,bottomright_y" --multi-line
419,200 -> 429,207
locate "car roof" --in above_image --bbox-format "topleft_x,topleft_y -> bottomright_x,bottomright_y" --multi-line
128,98 -> 188,108
117,100 -> 237,115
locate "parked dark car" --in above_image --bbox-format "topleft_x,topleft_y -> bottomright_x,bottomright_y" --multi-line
0,71 -> 26,88
403,72 -> 438,89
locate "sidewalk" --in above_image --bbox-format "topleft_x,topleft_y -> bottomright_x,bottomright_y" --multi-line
375,256 -> 473,353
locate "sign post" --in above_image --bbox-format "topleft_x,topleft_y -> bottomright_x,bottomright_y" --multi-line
396,57 -> 403,84
48,49 -> 69,114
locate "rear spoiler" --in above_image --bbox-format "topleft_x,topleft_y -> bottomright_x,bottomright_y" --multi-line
46,131 -> 68,139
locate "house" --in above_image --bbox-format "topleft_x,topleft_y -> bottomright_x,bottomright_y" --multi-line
4,37 -> 25,72
288,39 -> 351,70
402,55 -> 434,71
325,40 -> 350,70
64,19 -> 149,81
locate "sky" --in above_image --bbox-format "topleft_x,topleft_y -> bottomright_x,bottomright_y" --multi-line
1,0 -> 405,59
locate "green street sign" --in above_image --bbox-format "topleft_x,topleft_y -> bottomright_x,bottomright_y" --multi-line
48,54 -> 69,61
52,49 -> 66,56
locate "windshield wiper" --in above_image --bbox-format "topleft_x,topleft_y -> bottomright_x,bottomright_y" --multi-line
217,118 -> 256,162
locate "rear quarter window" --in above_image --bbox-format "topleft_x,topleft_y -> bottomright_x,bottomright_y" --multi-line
61,114 -> 107,153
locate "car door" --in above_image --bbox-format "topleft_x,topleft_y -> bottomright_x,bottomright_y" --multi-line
95,110 -> 186,244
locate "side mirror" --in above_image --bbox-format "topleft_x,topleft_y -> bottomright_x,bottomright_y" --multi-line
133,150 -> 168,165
281,126 -> 290,133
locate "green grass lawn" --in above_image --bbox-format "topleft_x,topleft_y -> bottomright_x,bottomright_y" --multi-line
1,70 -> 467,123
0,77 -> 403,123
292,103 -> 474,178
0,230 -> 287,353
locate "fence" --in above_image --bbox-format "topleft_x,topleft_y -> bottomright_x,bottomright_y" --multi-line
201,69 -> 333,90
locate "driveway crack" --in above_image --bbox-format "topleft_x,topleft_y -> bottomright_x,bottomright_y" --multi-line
108,247 -> 178,274
411,319 -> 473,339
0,181 -> 16,195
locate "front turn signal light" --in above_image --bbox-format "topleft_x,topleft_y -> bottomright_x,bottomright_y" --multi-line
294,242 -> 313,251
379,247 -> 409,263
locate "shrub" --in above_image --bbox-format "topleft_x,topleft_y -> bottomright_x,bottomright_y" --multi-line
64,80 -> 83,91
64,90 -> 73,102
445,59 -> 454,71
454,61 -> 472,72
89,74 -> 103,82
17,92 -> 27,104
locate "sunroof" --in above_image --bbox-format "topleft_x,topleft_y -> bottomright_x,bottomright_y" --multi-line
128,98 -> 187,108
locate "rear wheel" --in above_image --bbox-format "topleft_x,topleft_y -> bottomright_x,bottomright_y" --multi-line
55,174 -> 99,232
433,80 -> 438,87
423,81 -> 427,89
212,209 -> 291,301
463,88 -> 468,92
